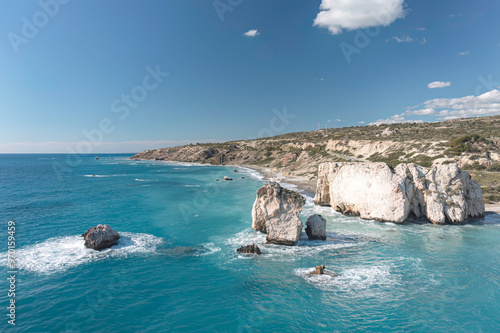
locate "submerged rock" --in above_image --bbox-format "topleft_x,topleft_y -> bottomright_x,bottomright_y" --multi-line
309,265 -> 325,275
314,162 -> 485,224
251,182 -> 306,246
82,224 -> 120,250
162,246 -> 200,257
236,244 -> 262,255
305,215 -> 327,240
308,265 -> 338,277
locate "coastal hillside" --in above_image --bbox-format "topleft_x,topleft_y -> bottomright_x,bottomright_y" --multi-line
132,115 -> 500,204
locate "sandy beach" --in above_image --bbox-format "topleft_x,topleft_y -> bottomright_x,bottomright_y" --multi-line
240,164 -> 317,197
486,204 -> 500,214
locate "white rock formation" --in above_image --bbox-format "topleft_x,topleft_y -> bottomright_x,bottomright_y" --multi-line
252,182 -> 306,245
305,214 -> 327,240
314,162 -> 485,224
381,127 -> 398,136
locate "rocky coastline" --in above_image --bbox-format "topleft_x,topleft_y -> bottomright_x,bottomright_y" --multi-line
130,155 -> 499,216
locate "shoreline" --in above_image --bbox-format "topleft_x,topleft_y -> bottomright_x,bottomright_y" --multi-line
238,164 -> 317,198
134,158 -> 500,215
486,204 -> 500,215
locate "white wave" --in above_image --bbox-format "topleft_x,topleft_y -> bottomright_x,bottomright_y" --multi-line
162,161 -> 209,167
295,265 -> 400,292
84,175 -> 111,178
182,184 -> 201,187
196,243 -> 221,256
279,182 -> 298,191
0,232 -> 163,275
135,178 -> 158,182
226,229 -> 364,260
238,167 -> 265,181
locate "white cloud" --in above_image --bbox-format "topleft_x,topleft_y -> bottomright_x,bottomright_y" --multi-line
387,35 -> 413,43
428,81 -> 451,89
370,114 -> 422,125
419,37 -> 427,45
459,50 -> 470,56
358,121 -> 365,124
313,0 -> 407,35
371,89 -> 500,125
406,108 -> 435,116
416,27 -> 426,31
409,89 -> 500,120
243,29 -> 260,37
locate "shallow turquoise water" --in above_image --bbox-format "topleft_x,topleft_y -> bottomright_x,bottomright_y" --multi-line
1,154 -> 499,332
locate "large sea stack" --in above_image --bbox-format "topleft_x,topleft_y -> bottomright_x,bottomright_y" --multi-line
314,162 -> 485,224
252,182 -> 306,245
82,224 -> 120,250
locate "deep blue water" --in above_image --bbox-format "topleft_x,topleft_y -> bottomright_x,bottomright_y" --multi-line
1,154 -> 499,332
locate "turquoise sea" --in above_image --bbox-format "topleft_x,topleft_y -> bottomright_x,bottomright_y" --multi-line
1,154 -> 500,332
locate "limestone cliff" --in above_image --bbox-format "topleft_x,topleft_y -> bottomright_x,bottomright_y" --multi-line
314,162 -> 485,224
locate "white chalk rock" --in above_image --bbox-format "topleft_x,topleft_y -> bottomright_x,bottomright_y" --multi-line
251,182 -> 306,245
314,162 -> 484,224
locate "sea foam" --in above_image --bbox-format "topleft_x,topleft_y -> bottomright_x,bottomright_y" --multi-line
294,265 -> 401,292
225,228 -> 366,261
0,232 -> 163,275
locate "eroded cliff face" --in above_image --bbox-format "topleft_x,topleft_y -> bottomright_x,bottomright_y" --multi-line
314,162 -> 485,224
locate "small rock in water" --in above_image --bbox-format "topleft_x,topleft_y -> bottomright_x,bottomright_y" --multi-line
308,265 -> 338,277
305,214 -> 327,240
224,176 -> 233,181
234,169 -> 238,173
309,265 -> 325,275
241,177 -> 245,179
236,244 -> 262,255
82,224 -> 120,251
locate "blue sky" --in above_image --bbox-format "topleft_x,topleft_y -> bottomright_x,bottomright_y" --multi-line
1,0 -> 499,153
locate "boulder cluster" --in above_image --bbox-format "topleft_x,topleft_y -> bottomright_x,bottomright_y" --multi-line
251,182 -> 326,246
